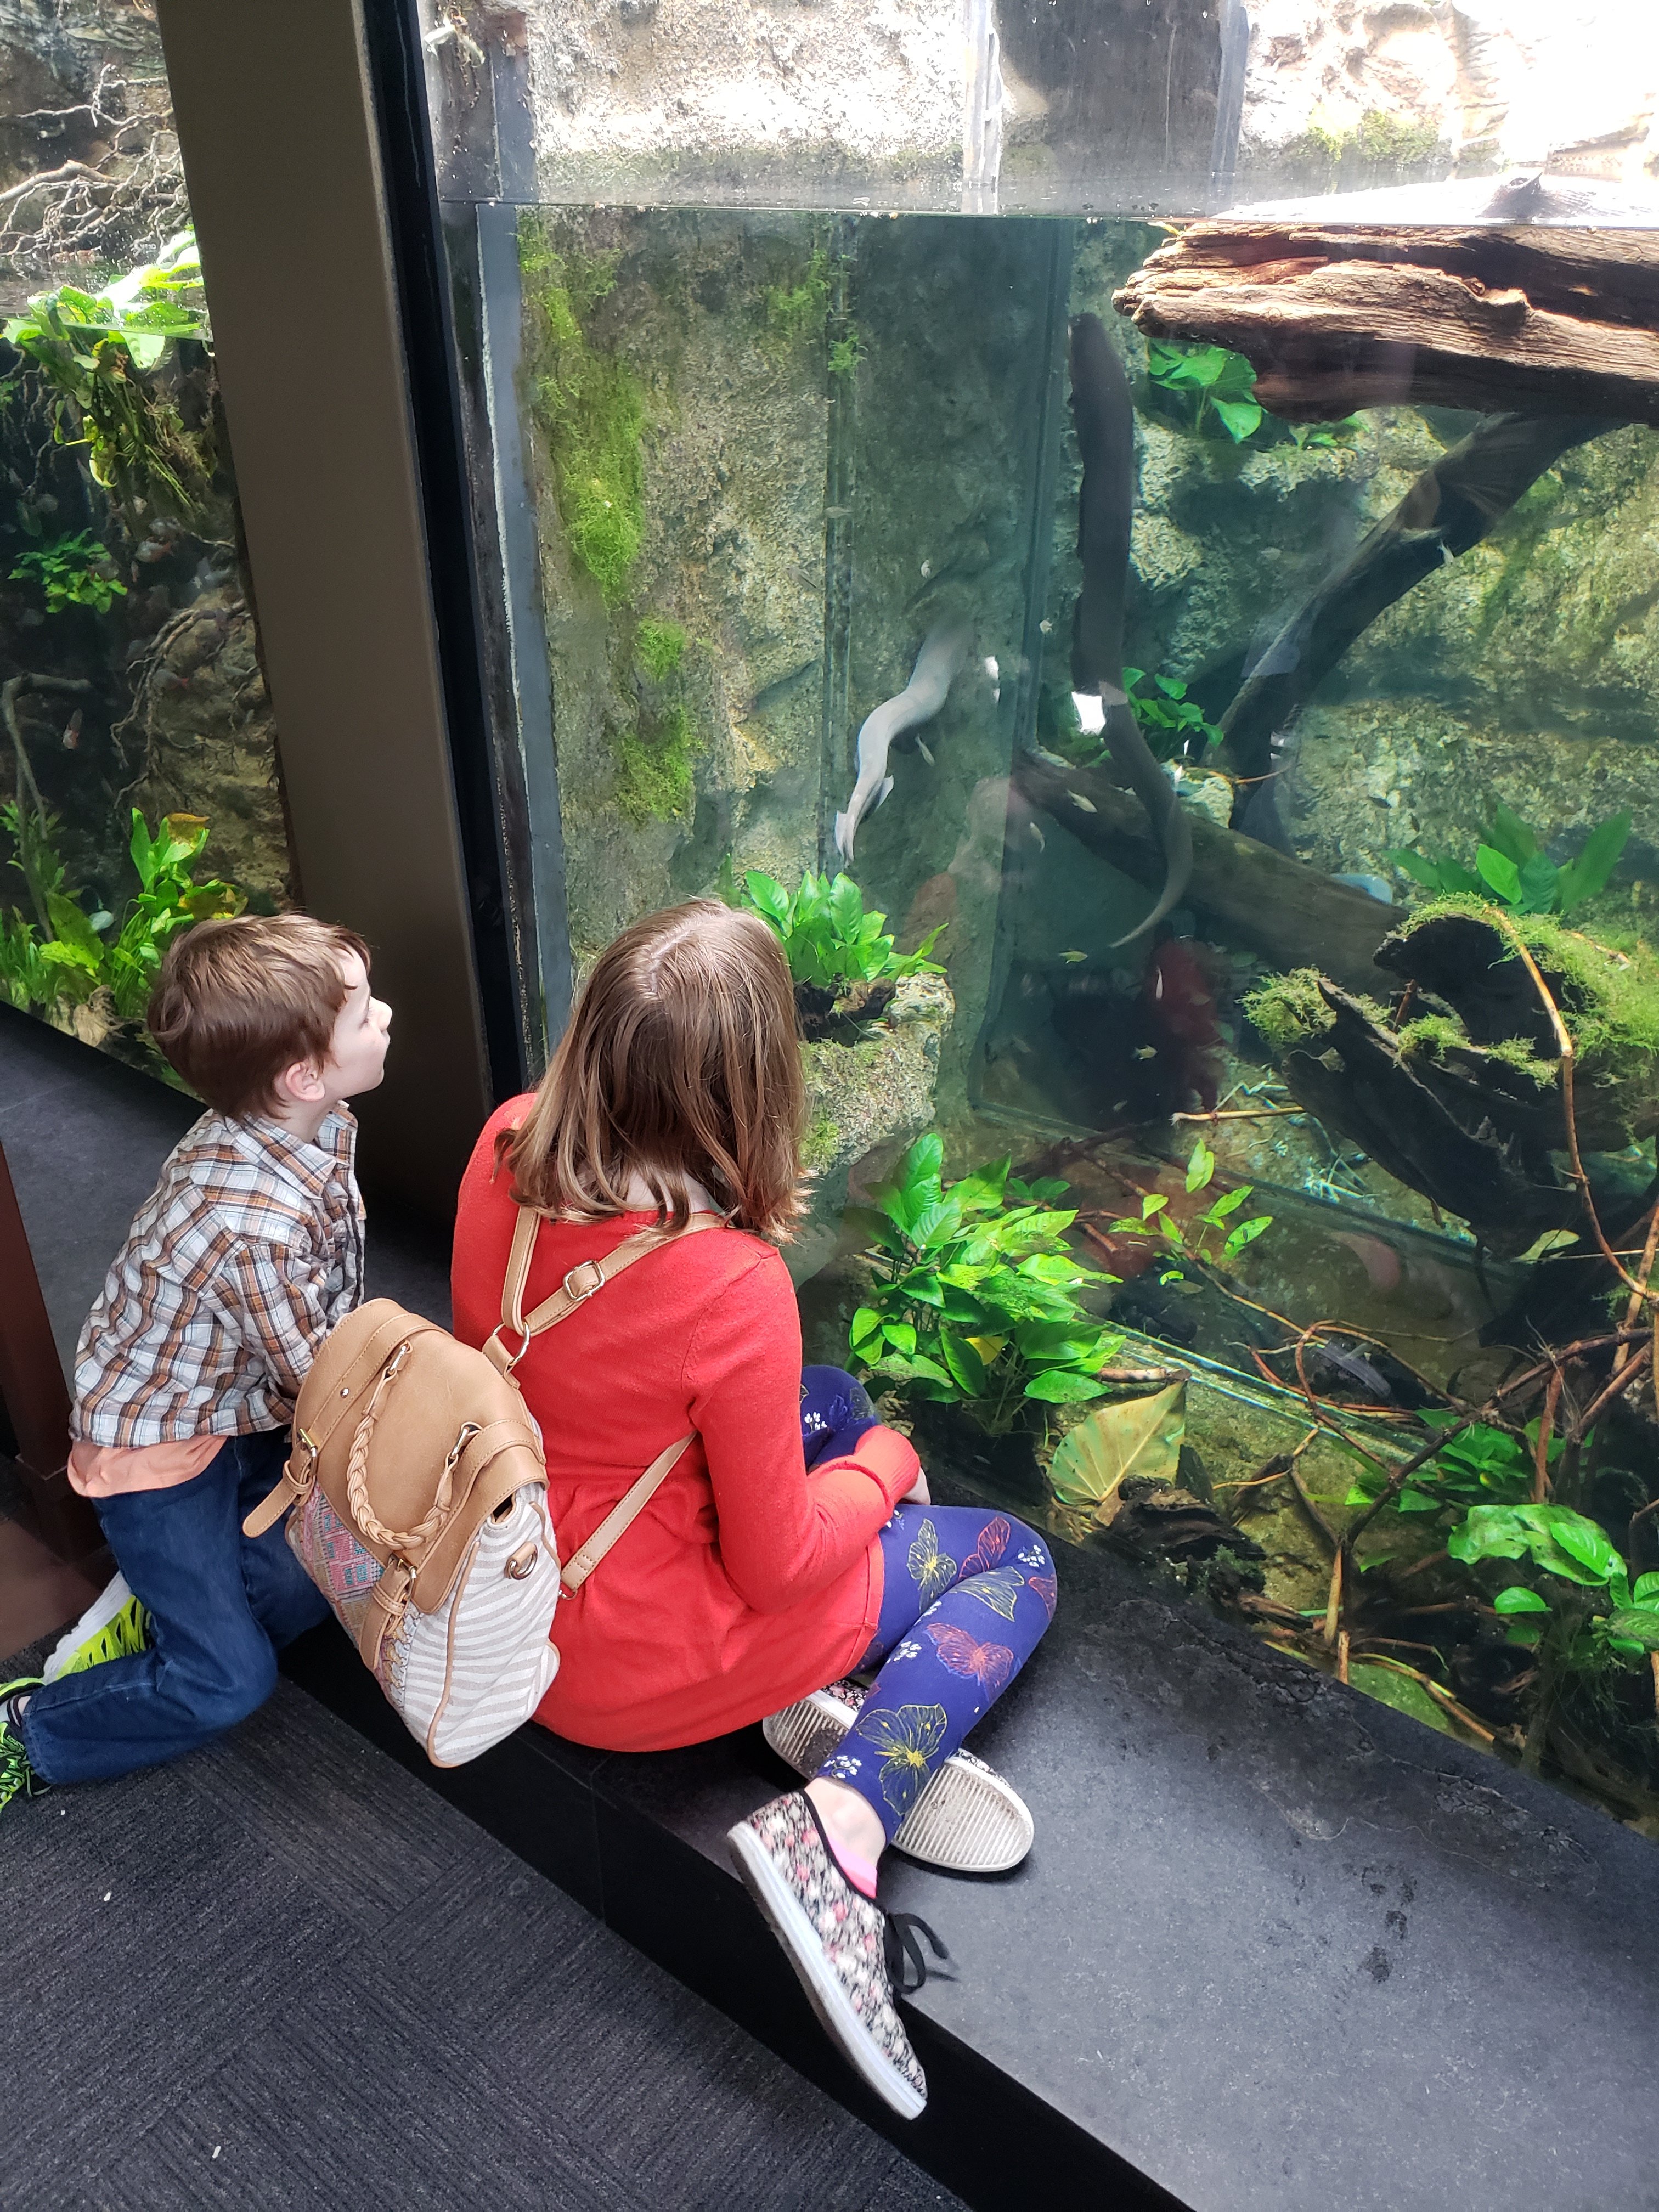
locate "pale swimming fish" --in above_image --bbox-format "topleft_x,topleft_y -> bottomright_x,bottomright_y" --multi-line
833,621 -> 973,863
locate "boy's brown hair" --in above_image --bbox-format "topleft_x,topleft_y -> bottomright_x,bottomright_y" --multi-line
501,899 -> 806,1242
148,912 -> 371,1118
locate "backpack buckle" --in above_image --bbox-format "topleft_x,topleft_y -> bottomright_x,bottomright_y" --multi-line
562,1259 -> 607,1305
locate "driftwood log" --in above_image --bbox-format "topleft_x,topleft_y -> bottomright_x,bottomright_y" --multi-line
1257,910 -> 1659,1253
1114,218 -> 1659,424
1218,411 -> 1607,780
1273,982 -> 1579,1256
1012,748 -> 1393,994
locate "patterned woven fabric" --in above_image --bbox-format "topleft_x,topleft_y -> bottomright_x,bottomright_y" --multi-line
735,1792 -> 927,2108
72,1110 -> 364,1447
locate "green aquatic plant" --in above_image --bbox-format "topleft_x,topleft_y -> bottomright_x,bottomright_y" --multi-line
739,868 -> 944,992
763,249 -> 830,338
3,229 -> 212,526
1102,1137 -> 1274,1283
1144,340 -> 1263,444
1124,667 -> 1221,763
0,804 -> 243,1023
9,528 -> 126,614
827,326 -> 865,380
615,702 -> 695,826
1389,803 -> 1631,918
847,1136 -> 1124,1434
635,617 -> 686,682
519,215 -> 644,605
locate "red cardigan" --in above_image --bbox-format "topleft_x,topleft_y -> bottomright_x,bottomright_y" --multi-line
450,1101 -> 921,1752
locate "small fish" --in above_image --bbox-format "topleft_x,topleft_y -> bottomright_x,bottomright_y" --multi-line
1133,1044 -> 1158,1060
1070,791 -> 1098,814
1060,949 -> 1087,963
61,709 -> 82,752
1028,820 -> 1045,850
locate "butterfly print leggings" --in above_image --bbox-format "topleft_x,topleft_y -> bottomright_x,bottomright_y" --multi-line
800,1367 -> 1056,1841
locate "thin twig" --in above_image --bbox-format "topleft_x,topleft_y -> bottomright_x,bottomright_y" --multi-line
1485,910 -> 1655,1306
1571,1344 -> 1651,1438
1532,1367 -> 1563,1501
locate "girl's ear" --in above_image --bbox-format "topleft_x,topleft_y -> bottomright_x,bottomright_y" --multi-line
273,1056 -> 327,1107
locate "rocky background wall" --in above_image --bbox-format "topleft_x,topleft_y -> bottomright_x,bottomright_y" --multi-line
521,206 -> 1054,1126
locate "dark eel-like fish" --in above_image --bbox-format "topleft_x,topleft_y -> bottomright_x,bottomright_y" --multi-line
1068,311 -> 1192,946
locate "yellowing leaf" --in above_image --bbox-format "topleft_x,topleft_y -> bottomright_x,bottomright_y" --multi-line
1046,1383 -> 1184,1519
967,1334 -> 1007,1364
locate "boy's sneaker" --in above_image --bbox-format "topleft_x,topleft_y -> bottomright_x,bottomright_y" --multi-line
763,1680 -> 1035,1875
728,1790 -> 943,2120
43,1574 -> 151,1683
0,1680 -> 46,1812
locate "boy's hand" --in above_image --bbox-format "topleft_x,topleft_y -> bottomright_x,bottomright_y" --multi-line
901,1468 -> 931,1505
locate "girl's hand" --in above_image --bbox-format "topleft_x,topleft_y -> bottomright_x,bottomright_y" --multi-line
901,1467 -> 931,1505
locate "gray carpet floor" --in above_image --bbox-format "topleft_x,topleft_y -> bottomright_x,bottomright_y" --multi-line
2,1673 -> 963,2212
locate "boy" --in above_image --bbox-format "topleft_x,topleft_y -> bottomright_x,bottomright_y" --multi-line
0,912 -> 392,1810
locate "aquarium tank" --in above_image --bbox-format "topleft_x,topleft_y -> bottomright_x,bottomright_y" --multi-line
409,0 -> 1659,1839
0,0 -> 291,1080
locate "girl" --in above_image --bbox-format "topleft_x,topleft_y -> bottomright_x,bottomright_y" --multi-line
450,900 -> 1056,2119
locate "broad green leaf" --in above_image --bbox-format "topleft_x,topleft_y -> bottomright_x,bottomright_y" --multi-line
849,1306 -> 883,1351
1211,397 -> 1263,442
1347,1662 -> 1462,1740
1514,850 -> 1560,915
1024,1369 -> 1110,1404
1222,1215 -> 1272,1260
1634,1572 -> 1659,1605
742,870 -> 788,923
1604,1608 -> 1659,1651
1475,844 -> 1522,905
1204,1185 -> 1249,1222
1487,804 -> 1538,866
1046,1382 -> 1184,1515
1556,810 -> 1631,913
1543,1506 -> 1623,1582
1389,848 -> 1445,890
1186,1137 -> 1215,1193
46,891 -> 104,955
1436,860 -> 1486,898
1142,1193 -> 1168,1219
937,1325 -> 986,1398
1493,1585 -> 1549,1614
842,1204 -> 909,1258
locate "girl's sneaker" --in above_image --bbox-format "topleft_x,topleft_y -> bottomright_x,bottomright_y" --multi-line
763,1680 -> 1035,1874
727,1790 -> 944,2120
43,1575 -> 151,1683
0,1680 -> 46,1813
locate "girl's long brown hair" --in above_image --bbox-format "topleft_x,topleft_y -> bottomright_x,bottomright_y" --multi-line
499,899 -> 807,1240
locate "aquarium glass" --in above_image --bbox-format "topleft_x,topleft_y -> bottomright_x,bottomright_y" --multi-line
426,3 -> 1659,1836
0,1 -> 291,1077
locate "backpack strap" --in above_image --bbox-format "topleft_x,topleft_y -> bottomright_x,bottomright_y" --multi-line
558,1430 -> 695,1594
482,1207 -> 724,1375
481,1206 -> 725,1593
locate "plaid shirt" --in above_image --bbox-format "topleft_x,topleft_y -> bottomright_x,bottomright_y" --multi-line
72,1109 -> 364,1448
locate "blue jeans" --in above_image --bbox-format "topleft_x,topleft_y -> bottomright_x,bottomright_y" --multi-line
800,1369 -> 1056,1841
20,1429 -> 329,1787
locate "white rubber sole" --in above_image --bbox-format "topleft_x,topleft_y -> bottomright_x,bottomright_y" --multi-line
763,1689 -> 1035,1875
42,1574 -> 137,1684
727,1819 -> 926,2121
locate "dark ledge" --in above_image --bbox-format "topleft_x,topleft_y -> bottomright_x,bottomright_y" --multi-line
8,1005 -> 1655,2208
284,1475 -> 1659,2212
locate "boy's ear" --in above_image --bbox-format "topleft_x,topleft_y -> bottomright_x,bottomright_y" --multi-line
273,1056 -> 327,1108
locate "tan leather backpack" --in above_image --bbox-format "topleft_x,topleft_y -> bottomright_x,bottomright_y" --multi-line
244,1208 -> 721,1764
